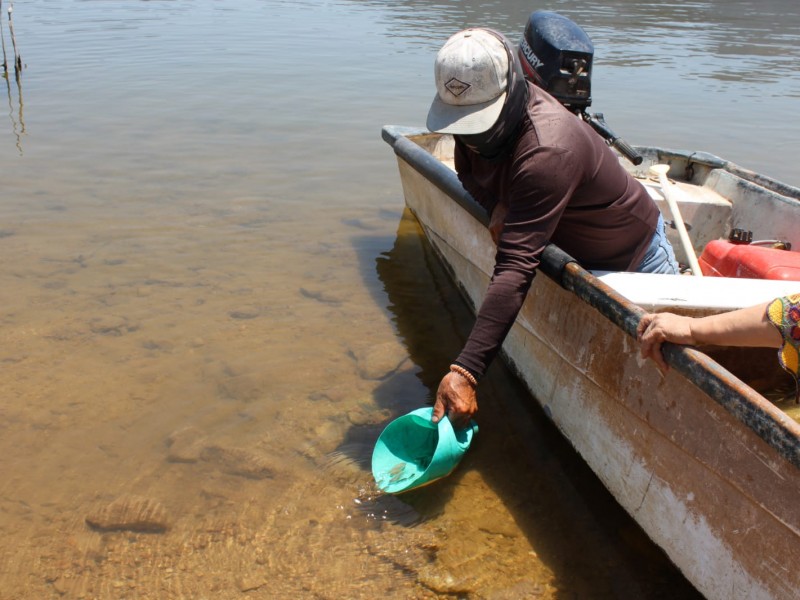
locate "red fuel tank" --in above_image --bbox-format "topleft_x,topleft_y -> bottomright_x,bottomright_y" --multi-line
699,240 -> 800,280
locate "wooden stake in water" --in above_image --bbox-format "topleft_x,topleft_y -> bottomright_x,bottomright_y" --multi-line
8,1 -> 20,74
0,0 -> 7,75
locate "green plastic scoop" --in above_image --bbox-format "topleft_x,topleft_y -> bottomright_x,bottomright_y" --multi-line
371,407 -> 478,494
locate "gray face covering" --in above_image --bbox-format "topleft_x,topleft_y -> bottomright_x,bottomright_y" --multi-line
456,29 -> 529,161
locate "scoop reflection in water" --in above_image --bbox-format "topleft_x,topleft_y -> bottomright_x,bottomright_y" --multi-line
371,407 -> 478,493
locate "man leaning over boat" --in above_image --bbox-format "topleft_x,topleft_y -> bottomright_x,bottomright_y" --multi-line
425,28 -> 679,428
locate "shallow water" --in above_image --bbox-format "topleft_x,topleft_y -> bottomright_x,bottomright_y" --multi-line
0,1 -> 797,598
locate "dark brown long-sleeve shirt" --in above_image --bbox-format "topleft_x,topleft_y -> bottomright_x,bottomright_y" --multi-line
454,82 -> 659,379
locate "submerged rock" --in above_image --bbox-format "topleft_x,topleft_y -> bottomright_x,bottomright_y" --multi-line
85,495 -> 170,533
165,426 -> 207,463
229,309 -> 260,320
235,574 -> 268,593
88,315 -> 137,336
416,566 -> 471,596
200,444 -> 277,480
347,406 -> 392,426
351,341 -> 409,380
485,580 -> 546,599
299,287 -> 342,306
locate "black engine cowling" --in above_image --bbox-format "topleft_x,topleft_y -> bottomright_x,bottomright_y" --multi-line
518,10 -> 594,112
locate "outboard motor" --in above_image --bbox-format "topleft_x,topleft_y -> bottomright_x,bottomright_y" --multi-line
519,10 -> 593,112
519,11 -> 643,165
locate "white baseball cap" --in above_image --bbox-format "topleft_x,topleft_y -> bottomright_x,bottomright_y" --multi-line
426,28 -> 509,135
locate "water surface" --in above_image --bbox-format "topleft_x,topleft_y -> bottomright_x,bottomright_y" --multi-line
0,1 -> 797,598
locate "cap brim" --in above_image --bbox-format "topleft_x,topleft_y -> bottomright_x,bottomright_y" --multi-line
426,91 -> 507,134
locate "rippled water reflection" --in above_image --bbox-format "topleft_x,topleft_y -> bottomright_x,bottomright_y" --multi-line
0,0 -> 796,597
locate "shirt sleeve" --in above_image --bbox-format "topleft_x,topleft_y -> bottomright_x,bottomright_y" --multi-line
455,146 -> 582,378
766,293 -> 800,402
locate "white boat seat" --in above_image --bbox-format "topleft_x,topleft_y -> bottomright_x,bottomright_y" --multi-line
592,271 -> 800,314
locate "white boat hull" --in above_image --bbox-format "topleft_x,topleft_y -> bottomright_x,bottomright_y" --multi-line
386,126 -> 800,600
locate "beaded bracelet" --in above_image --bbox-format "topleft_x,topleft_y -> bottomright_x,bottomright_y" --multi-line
450,364 -> 477,387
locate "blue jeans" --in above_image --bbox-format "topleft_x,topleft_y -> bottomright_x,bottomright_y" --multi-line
635,213 -> 680,274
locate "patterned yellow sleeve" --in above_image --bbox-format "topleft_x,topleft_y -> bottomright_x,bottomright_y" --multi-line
766,294 -> 800,403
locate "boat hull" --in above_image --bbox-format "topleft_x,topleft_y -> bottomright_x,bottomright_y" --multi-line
386,126 -> 800,600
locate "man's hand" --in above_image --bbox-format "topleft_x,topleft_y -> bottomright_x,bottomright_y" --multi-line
433,371 -> 477,429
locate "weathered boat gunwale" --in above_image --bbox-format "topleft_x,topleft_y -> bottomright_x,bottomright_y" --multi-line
634,145 -> 800,201
382,124 -> 800,470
